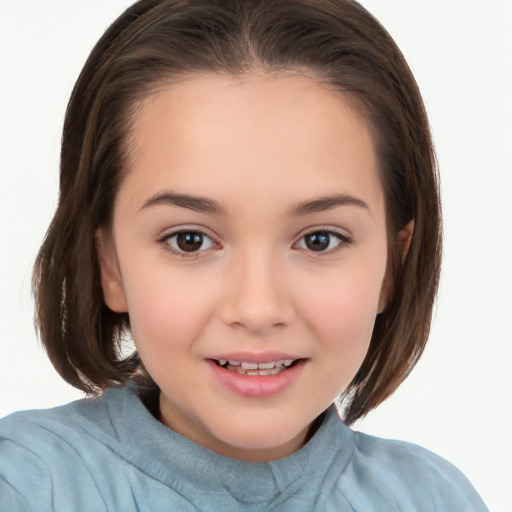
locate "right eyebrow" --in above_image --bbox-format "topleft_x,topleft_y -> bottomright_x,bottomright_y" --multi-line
139,191 -> 225,214
288,194 -> 370,216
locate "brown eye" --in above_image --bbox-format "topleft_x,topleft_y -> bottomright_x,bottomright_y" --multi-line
303,231 -> 331,251
297,230 -> 349,253
166,231 -> 215,253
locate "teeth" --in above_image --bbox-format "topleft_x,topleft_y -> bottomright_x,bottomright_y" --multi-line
234,367 -> 283,376
258,367 -> 281,376
218,358 -> 298,374
241,362 -> 258,370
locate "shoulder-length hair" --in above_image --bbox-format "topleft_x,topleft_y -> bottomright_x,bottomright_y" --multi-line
33,0 -> 441,425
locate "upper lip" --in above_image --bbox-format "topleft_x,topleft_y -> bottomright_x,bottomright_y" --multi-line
207,352 -> 303,364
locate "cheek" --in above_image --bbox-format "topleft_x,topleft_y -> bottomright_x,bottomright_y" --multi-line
121,264 -> 219,352
316,279 -> 379,334
303,278 -> 380,395
296,257 -> 385,357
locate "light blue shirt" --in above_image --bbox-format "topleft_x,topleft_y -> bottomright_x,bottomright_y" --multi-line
0,383 -> 488,511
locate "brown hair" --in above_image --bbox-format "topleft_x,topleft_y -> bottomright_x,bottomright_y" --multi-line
33,0 -> 441,425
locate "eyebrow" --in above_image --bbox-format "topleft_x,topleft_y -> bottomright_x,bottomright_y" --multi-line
288,194 -> 369,216
140,191 -> 224,214
139,191 -> 369,216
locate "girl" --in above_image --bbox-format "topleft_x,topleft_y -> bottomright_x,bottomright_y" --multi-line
0,0 -> 491,510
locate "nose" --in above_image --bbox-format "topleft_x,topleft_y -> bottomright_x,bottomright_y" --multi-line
219,249 -> 295,335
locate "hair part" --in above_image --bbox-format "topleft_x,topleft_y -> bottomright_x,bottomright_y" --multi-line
33,0 -> 441,425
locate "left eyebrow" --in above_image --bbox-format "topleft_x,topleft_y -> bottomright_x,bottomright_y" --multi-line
288,194 -> 370,216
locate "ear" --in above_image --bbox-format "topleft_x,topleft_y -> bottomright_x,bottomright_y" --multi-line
95,229 -> 128,313
397,219 -> 414,262
377,219 -> 415,313
377,278 -> 389,314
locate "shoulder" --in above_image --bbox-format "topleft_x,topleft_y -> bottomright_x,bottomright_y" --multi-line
0,389 -> 119,453
0,409 -> 56,510
0,389 -> 127,512
340,428 -> 488,511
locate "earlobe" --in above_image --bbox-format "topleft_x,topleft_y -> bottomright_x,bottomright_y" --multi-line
95,229 -> 128,313
377,278 -> 388,314
377,219 -> 415,314
398,219 -> 414,262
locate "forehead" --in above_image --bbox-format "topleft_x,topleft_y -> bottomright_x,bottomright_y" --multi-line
120,73 -> 384,217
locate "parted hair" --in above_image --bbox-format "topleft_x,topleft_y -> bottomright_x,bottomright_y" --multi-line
33,0 -> 441,425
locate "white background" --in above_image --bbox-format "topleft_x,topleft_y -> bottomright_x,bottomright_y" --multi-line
0,1 -> 510,510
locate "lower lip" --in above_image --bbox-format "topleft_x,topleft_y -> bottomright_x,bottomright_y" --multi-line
207,360 -> 306,398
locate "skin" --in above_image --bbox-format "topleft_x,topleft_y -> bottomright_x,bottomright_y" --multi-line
98,73 -> 410,462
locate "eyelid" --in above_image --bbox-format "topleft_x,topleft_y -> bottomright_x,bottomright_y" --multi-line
293,226 -> 353,253
156,225 -> 221,258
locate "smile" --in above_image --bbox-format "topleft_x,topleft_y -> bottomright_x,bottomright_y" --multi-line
208,357 -> 306,398
214,359 -> 298,376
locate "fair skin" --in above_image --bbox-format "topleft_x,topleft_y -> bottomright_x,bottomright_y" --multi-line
98,73 -> 410,462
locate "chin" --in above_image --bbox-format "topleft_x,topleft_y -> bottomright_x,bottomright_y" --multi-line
206,418 -> 308,461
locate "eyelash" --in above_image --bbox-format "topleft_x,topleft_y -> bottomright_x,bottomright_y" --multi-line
294,228 -> 352,255
157,227 -> 352,258
157,230 -> 219,259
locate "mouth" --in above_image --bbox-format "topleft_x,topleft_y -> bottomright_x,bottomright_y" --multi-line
208,355 -> 307,398
212,358 -> 301,376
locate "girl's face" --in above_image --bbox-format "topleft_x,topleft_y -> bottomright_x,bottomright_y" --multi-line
99,74 -> 390,461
